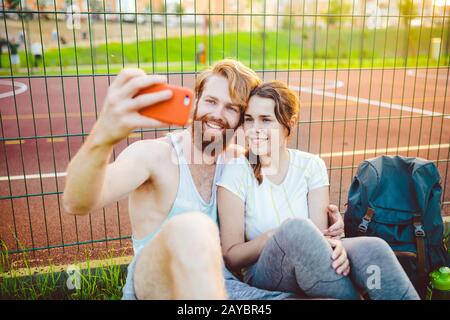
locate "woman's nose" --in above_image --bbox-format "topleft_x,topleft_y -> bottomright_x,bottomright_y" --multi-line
253,121 -> 264,131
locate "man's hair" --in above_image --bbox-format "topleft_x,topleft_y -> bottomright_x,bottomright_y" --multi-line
194,59 -> 261,110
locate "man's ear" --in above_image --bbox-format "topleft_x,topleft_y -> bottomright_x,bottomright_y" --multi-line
190,99 -> 199,119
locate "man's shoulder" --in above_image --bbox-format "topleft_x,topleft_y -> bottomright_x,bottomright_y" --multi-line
118,137 -> 173,164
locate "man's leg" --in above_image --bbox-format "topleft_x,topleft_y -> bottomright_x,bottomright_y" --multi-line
342,237 -> 420,300
134,212 -> 227,299
250,218 -> 361,300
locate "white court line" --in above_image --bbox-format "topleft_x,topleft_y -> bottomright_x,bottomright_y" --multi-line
1,79 -> 448,182
289,83 -> 450,120
1,144 -> 448,182
319,143 -> 450,158
0,80 -> 28,99
0,172 -> 67,181
407,69 -> 450,81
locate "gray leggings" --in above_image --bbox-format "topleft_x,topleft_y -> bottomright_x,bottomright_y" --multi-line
247,218 -> 420,300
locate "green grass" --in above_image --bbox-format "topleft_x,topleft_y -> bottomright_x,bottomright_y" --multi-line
0,241 -> 127,300
1,27 -> 449,76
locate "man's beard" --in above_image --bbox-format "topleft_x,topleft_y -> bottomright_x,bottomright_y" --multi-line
191,113 -> 235,158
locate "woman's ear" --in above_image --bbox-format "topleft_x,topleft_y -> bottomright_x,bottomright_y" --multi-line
290,115 -> 298,128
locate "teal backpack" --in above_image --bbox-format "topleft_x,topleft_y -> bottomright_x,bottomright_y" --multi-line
344,155 -> 450,297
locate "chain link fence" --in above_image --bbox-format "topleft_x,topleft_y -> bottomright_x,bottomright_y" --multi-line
0,0 -> 449,262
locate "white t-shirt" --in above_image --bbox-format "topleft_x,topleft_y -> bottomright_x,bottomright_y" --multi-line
216,149 -> 330,242
31,43 -> 42,56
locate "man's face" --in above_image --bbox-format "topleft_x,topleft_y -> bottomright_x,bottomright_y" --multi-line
192,75 -> 242,154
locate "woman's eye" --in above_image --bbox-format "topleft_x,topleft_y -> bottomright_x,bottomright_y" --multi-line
263,118 -> 271,123
244,117 -> 253,122
206,99 -> 216,105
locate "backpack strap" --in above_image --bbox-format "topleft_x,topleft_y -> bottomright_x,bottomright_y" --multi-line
413,213 -> 427,294
358,207 -> 374,234
358,172 -> 374,234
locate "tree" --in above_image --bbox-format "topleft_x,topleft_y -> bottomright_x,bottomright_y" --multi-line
322,0 -> 352,27
88,0 -> 104,21
398,0 -> 419,57
175,3 -> 184,16
5,0 -> 21,9
398,0 -> 418,29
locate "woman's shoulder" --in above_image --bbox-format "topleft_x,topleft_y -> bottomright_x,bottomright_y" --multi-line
224,154 -> 250,166
217,154 -> 254,195
289,149 -> 324,164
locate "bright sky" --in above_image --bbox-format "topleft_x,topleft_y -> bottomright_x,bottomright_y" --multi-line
433,0 -> 450,7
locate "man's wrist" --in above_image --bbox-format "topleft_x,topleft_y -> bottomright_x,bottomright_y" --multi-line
89,124 -> 116,149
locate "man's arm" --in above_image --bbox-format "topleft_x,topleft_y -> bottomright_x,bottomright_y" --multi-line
308,187 -> 350,276
323,204 -> 345,239
63,139 -> 156,215
63,68 -> 173,215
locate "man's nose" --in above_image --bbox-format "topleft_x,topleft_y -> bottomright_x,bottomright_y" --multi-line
210,103 -> 227,120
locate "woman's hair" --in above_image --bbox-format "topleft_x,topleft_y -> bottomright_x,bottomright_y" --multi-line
245,81 -> 300,184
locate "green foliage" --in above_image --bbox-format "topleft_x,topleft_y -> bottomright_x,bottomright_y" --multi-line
1,27 -> 448,76
0,241 -> 126,300
5,0 -> 21,9
323,0 -> 352,27
398,0 -> 419,28
175,3 -> 184,16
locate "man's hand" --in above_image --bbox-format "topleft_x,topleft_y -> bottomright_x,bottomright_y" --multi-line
328,238 -> 350,276
322,204 -> 344,240
93,68 -> 173,146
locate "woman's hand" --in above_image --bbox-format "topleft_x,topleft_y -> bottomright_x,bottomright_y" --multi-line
327,238 -> 350,276
261,229 -> 276,246
322,204 -> 345,240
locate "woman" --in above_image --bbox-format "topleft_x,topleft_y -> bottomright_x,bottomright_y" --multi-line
216,81 -> 419,300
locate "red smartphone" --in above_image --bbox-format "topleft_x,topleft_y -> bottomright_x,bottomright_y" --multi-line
136,83 -> 194,126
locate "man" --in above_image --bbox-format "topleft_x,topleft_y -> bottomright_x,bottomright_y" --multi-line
31,42 -> 42,69
63,59 -> 344,300
8,37 -> 20,72
0,35 -> 8,69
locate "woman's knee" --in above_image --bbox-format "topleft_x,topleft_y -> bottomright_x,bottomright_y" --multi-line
277,218 -> 319,241
344,236 -> 395,263
274,218 -> 330,258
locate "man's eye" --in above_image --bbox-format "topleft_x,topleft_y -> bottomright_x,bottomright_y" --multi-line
227,106 -> 238,113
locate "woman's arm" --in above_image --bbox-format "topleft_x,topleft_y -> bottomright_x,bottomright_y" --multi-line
307,186 -> 330,231
217,186 -> 274,272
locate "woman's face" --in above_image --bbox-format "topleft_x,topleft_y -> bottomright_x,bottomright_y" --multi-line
243,95 -> 287,157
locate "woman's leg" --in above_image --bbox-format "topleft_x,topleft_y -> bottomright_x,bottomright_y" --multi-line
342,237 -> 420,300
248,218 -> 361,300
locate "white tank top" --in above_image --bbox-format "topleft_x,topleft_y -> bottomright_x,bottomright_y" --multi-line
132,132 -> 224,254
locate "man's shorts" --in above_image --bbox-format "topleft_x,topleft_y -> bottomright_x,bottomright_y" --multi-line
11,54 -> 20,65
122,245 -> 293,300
